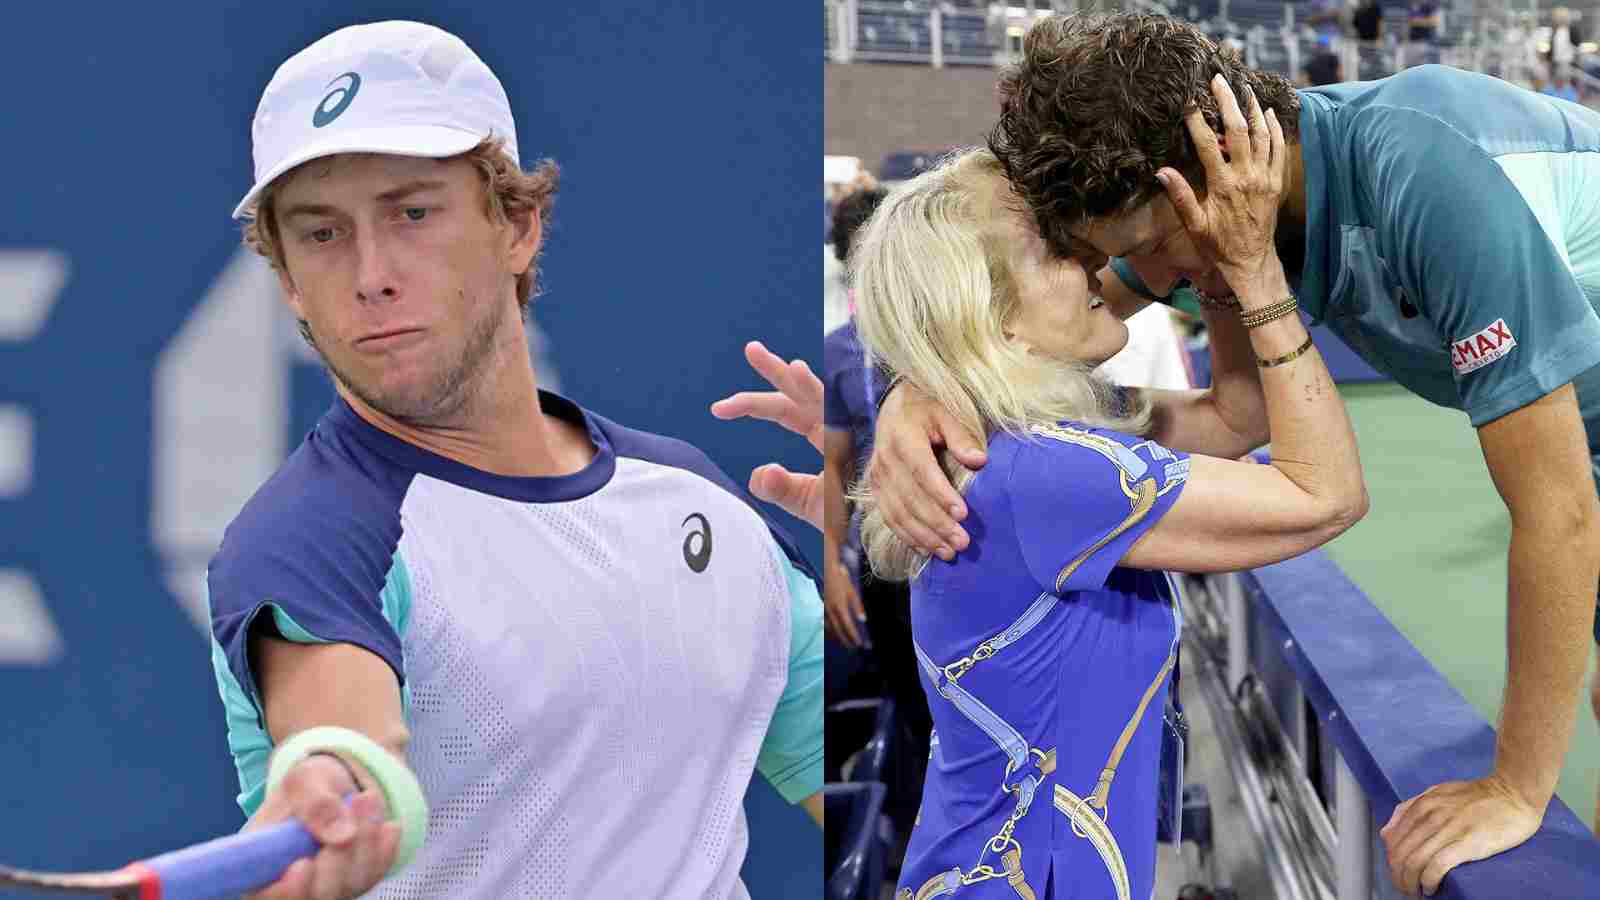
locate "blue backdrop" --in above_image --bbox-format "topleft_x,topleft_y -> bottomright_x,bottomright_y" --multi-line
0,2 -> 820,895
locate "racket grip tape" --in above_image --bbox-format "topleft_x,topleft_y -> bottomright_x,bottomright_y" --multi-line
133,820 -> 318,900
136,726 -> 429,900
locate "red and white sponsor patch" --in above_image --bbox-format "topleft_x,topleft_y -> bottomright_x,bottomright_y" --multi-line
1450,318 -> 1517,376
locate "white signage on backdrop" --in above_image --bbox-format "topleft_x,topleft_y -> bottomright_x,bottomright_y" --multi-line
0,250 -> 67,665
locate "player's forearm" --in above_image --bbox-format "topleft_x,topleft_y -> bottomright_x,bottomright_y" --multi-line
1494,514 -> 1599,808
1139,388 -> 1261,459
1234,270 -> 1366,520
255,638 -> 411,763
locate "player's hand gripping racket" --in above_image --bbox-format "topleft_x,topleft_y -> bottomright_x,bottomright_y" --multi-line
0,727 -> 429,898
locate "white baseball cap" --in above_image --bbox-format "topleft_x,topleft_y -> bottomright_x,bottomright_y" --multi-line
233,21 -> 519,219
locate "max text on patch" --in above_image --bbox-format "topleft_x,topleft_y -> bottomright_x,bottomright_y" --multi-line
1450,318 -> 1516,376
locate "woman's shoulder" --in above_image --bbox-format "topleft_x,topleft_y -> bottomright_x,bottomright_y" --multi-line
1002,421 -> 1186,487
1007,420 -> 1156,459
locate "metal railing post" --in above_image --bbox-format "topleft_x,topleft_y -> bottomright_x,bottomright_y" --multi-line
1225,573 -> 1249,692
1335,750 -> 1373,900
931,3 -> 944,68
1286,680 -> 1307,762
1285,7 -> 1300,82
833,0 -> 856,64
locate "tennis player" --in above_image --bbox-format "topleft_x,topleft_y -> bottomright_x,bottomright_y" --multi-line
848,80 -> 1365,897
869,13 -> 1600,894
208,21 -> 823,899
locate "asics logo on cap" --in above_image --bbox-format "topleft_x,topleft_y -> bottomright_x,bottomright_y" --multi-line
312,72 -> 361,128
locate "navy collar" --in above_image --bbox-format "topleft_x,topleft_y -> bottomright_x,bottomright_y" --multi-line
325,389 -> 617,503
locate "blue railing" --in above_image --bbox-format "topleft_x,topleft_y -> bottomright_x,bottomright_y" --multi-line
1204,550 -> 1600,898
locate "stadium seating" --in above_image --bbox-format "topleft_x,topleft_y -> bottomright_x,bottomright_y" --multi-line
823,781 -> 890,900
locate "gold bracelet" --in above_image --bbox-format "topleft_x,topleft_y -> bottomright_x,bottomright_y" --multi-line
1257,333 -> 1316,368
1240,296 -> 1299,328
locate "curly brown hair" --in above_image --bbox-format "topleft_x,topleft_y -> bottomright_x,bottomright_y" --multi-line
989,13 -> 1300,258
241,136 -> 559,313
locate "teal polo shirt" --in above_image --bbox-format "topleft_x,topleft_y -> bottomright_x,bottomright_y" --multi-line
1118,66 -> 1600,454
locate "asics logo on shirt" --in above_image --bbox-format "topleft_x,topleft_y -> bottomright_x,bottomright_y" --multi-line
681,513 -> 712,572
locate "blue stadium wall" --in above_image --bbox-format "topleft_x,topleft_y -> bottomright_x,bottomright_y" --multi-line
0,2 -> 821,895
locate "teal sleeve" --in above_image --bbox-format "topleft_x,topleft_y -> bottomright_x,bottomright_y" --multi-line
755,539 -> 824,804
208,550 -> 414,817
1359,105 -> 1600,426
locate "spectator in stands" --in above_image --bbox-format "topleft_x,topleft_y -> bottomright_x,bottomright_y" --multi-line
1550,7 -> 1578,84
1405,0 -> 1442,66
822,184 -> 888,654
1304,50 -> 1344,86
870,13 -> 1600,893
1542,74 -> 1582,104
1304,0 -> 1350,51
821,184 -> 934,847
1353,0 -> 1382,42
826,173 -> 885,330
851,131 -> 1365,900
1407,0 -> 1440,42
1350,0 -> 1383,78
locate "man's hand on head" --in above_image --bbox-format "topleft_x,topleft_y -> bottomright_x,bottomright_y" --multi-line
866,381 -> 986,561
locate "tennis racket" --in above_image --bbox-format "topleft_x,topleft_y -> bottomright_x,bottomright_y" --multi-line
1,727 -> 430,898
0,813 -> 337,898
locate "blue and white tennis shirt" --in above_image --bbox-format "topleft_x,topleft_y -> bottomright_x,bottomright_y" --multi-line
206,391 -> 823,899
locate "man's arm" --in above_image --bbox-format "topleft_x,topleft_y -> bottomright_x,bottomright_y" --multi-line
822,430 -> 867,647
1382,384 -> 1600,894
1479,384 -> 1598,805
1134,301 -> 1271,459
822,430 -> 856,579
243,635 -> 411,899
254,637 -> 410,759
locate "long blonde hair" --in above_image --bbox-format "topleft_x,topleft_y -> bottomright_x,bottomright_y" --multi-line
852,148 -> 1151,581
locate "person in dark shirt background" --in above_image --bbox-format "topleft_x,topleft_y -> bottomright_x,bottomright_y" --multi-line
822,184 -> 934,850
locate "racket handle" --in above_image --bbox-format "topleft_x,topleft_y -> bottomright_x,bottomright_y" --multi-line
140,817 -> 318,900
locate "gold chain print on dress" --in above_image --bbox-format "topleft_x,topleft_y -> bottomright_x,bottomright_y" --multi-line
1054,784 -> 1132,900
908,593 -> 1060,899
900,427 -> 1185,898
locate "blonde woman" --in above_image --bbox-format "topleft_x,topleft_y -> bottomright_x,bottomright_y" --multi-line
851,79 -> 1366,899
